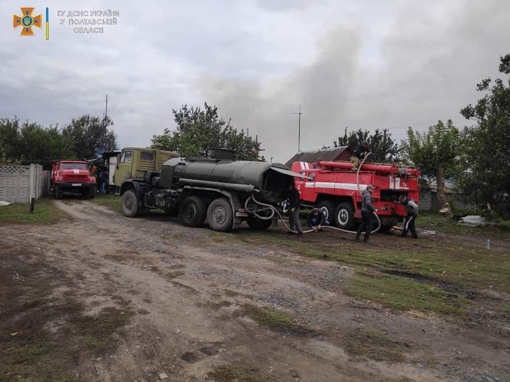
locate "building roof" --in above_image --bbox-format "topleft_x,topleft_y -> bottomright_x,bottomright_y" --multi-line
285,146 -> 350,167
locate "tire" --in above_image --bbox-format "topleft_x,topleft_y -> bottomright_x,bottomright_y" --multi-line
121,189 -> 141,218
247,216 -> 272,231
318,200 -> 336,223
179,196 -> 207,227
88,187 -> 96,199
164,206 -> 179,217
55,186 -> 63,199
334,202 -> 356,230
379,217 -> 397,232
207,198 -> 233,232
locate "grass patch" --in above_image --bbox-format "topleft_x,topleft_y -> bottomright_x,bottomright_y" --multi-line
242,305 -> 312,335
89,193 -> 122,213
419,213 -> 510,240
346,272 -> 465,315
220,227 -> 510,316
208,365 -> 273,382
343,328 -> 405,362
0,198 -> 67,226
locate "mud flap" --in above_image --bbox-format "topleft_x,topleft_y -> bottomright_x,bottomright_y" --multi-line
231,193 -> 243,230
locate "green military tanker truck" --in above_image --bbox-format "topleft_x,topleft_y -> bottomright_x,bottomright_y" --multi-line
119,156 -> 305,232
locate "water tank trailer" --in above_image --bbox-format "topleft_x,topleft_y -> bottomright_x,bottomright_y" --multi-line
119,157 -> 306,232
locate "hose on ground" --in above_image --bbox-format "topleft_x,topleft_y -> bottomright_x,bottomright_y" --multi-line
244,194 -> 381,235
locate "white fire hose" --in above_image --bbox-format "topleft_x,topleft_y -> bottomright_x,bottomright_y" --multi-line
244,153 -> 381,235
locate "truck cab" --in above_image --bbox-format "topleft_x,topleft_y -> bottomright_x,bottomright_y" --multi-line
113,147 -> 179,191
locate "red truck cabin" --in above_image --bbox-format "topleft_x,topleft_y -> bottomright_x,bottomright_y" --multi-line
291,161 -> 420,231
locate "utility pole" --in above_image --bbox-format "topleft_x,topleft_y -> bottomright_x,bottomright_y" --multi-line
292,105 -> 302,152
383,128 -> 388,144
105,95 -> 108,118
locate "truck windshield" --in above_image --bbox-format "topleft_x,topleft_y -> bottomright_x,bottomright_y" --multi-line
60,163 -> 89,170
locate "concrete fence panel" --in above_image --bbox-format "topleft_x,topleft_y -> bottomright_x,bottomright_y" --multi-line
0,164 -> 49,203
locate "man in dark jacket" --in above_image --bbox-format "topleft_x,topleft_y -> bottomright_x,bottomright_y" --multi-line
287,183 -> 303,236
350,142 -> 371,170
355,185 -> 377,243
307,206 -> 329,232
399,195 -> 419,239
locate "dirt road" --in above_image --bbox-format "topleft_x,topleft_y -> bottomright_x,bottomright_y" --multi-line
1,201 -> 509,382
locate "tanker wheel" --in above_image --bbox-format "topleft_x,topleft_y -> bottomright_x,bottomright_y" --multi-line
207,198 -> 233,232
247,216 -> 272,231
55,186 -> 63,199
334,202 -> 356,230
318,200 -> 336,223
121,189 -> 140,218
179,196 -> 207,227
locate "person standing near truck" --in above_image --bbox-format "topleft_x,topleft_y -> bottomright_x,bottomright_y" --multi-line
355,185 -> 376,243
287,183 -> 303,237
399,195 -> 419,239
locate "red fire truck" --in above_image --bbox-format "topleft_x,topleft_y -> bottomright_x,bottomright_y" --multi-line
291,160 -> 421,231
51,160 -> 97,199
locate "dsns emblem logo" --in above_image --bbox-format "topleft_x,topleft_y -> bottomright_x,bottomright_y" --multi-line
13,7 -> 42,36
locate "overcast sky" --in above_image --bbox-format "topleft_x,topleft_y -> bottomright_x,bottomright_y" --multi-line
1,0 -> 509,162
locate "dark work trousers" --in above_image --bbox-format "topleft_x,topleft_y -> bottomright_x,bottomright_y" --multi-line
356,210 -> 373,240
289,208 -> 303,234
402,214 -> 418,238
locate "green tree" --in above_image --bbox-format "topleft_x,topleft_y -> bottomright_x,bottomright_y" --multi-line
401,120 -> 460,214
459,54 -> 510,218
63,115 -> 117,159
329,128 -> 400,162
0,117 -> 22,162
0,118 -> 76,163
152,103 -> 263,160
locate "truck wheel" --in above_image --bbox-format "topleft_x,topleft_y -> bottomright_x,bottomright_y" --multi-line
207,198 -> 233,232
379,217 -> 397,232
55,186 -> 63,199
81,187 -> 96,199
179,196 -> 207,227
247,216 -> 272,231
318,200 -> 336,222
335,202 -> 356,230
121,189 -> 140,217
